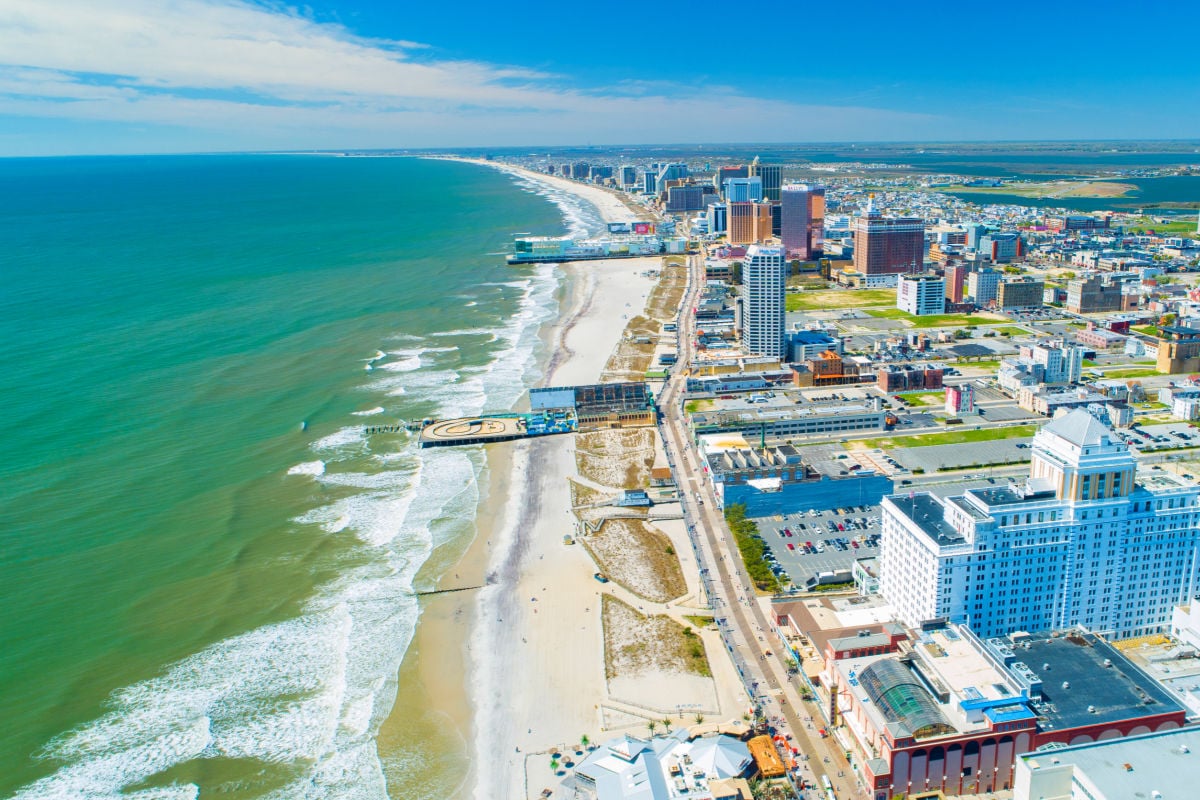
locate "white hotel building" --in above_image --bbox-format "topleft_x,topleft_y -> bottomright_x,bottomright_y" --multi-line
880,410 -> 1200,639
740,244 -> 786,360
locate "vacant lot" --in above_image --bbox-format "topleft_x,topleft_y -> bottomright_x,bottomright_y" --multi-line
786,288 -> 896,311
865,308 -> 1006,328
857,424 -> 1039,449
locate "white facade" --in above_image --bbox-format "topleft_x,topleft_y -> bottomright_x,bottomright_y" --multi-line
741,245 -> 786,359
968,268 -> 1000,306
896,273 -> 946,316
880,410 -> 1200,639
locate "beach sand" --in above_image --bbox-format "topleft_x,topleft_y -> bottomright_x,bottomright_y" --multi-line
383,161 -> 745,800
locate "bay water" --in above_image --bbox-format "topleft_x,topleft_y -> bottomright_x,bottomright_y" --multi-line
0,155 -> 599,799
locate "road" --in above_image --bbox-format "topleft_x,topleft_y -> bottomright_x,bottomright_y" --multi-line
658,253 -> 868,800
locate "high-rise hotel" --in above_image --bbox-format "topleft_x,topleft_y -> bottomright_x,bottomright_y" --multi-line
880,410 -> 1200,640
852,198 -> 925,281
780,184 -> 825,260
740,245 -> 787,359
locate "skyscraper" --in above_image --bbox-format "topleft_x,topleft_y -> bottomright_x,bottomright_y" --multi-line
713,164 -> 749,193
727,201 -> 774,245
944,262 -> 967,303
806,185 -> 825,257
852,200 -> 925,278
781,184 -> 812,258
723,177 -> 763,203
741,245 -> 787,359
619,165 -> 638,189
748,156 -> 782,202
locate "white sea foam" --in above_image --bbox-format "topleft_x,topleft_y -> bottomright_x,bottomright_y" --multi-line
351,406 -> 385,417
312,426 -> 365,453
13,161 -> 586,800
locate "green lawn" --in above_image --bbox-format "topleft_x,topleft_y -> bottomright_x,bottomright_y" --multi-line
1101,368 -> 1159,379
991,326 -> 1030,336
684,399 -> 715,414
1132,325 -> 1159,337
857,424 -> 1039,449
954,359 -> 1001,371
1082,359 -> 1098,367
864,309 -> 1002,328
786,288 -> 896,311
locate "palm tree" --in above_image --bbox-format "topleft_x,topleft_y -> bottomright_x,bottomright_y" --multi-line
580,734 -> 590,752
661,718 -> 672,733
647,720 -> 658,737
694,713 -> 705,726
550,757 -> 560,774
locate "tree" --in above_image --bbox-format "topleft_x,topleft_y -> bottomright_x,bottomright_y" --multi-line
647,720 -> 658,737
580,734 -> 590,750
550,757 -> 560,773
694,713 -> 705,725
730,261 -> 743,285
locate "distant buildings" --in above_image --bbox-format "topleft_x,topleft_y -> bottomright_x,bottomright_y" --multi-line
618,165 -> 638,189
897,273 -> 946,316
944,263 -> 967,303
713,164 -> 749,194
997,277 -> 1044,311
780,184 -> 825,260
998,340 -> 1084,393
967,267 -> 1001,306
727,201 -> 774,245
724,177 -> 763,203
852,203 -> 926,282
880,410 -> 1200,639
740,245 -> 787,359
978,232 -> 1024,263
664,184 -> 711,213
1046,213 -> 1111,232
1066,275 -> 1135,314
748,156 -> 781,202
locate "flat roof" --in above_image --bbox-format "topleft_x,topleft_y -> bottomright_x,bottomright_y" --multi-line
887,493 -> 966,547
1020,727 -> 1200,800
1016,632 -> 1185,732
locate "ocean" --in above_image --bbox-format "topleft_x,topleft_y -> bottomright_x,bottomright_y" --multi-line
0,155 -> 602,799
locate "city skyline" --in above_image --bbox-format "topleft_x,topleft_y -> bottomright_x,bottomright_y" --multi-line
1,0 -> 1198,156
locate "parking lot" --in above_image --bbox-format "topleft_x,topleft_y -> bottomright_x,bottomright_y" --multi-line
1124,422 -> 1200,453
892,437 -> 1033,473
752,505 -> 881,590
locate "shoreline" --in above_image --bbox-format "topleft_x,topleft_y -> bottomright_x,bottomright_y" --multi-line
380,160 -> 644,800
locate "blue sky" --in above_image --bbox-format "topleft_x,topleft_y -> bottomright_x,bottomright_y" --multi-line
1,0 -> 1197,156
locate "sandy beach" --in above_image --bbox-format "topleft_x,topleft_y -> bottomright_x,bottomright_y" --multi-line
440,162 -> 748,800
381,158 -> 749,800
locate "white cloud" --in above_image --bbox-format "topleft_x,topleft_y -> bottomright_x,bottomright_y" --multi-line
0,0 -> 942,152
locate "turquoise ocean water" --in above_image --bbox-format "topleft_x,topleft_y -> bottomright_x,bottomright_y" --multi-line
0,155 -> 600,799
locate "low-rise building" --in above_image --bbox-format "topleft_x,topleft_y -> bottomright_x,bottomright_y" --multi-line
688,390 -> 887,441
1066,275 -> 1136,314
1015,728 -> 1200,800
878,364 -> 943,393
573,730 -> 756,800
699,438 -> 893,516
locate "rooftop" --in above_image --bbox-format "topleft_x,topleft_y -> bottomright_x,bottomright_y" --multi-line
1042,408 -> 1114,447
1019,727 -> 1200,800
1004,632 -> 1185,733
886,493 -> 966,547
